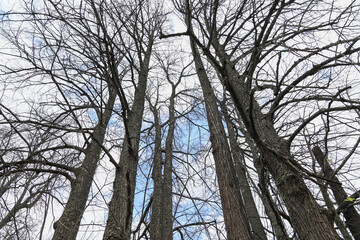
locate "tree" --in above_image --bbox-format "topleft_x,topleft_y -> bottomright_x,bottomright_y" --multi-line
162,0 -> 360,239
190,39 -> 253,239
103,1 -> 164,239
1,0 -> 123,238
148,54 -> 183,240
1,0 -> 360,239
313,146 -> 360,240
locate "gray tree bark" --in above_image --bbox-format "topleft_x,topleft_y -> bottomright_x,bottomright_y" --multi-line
228,107 -> 290,240
149,82 -> 175,240
103,36 -> 154,240
221,104 -> 268,240
182,3 -> 337,236
318,180 -> 352,240
190,41 -> 252,239
217,55 -> 340,239
53,88 -> 116,240
313,146 -> 360,240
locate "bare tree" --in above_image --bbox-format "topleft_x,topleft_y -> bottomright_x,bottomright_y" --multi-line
162,0 -> 360,239
0,1 -> 122,238
103,1 -> 164,239
1,0 -> 360,239
190,40 -> 253,239
313,146 -> 360,240
149,54 -> 187,240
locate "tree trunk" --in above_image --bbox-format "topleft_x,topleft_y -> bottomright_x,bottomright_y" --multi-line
53,88 -> 116,240
162,102 -> 174,240
221,104 -> 268,240
318,180 -> 352,240
103,46 -> 152,240
313,146 -> 360,240
149,108 -> 164,240
190,41 -> 252,240
149,84 -> 175,240
218,57 -> 340,239
230,108 -> 289,240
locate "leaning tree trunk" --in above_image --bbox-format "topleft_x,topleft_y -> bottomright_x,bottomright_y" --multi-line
221,104 -> 268,240
103,44 -> 152,240
229,107 -> 290,240
313,146 -> 360,240
318,179 -> 352,240
175,4 -> 340,238
190,41 -> 252,240
215,55 -> 340,239
53,87 -> 116,240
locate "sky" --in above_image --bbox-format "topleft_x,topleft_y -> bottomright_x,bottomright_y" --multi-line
1,0 -> 360,239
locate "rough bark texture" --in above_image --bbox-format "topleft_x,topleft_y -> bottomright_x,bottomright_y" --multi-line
219,58 -> 340,239
222,106 -> 268,240
313,146 -> 360,240
103,45 -> 152,240
149,109 -> 163,240
318,180 -> 352,240
149,85 -> 175,240
191,42 -> 252,240
53,88 -> 116,240
230,111 -> 289,240
162,109 -> 174,240
177,2 -> 341,238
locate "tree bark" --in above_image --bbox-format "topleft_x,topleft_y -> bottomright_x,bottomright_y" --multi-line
190,41 -> 252,239
162,101 -> 174,240
221,104 -> 268,240
149,83 -> 175,240
103,42 -> 152,240
313,146 -> 360,240
52,88 -> 116,240
230,108 -> 289,240
218,58 -> 340,239
168,0 -> 344,238
149,107 -> 164,239
318,180 -> 352,240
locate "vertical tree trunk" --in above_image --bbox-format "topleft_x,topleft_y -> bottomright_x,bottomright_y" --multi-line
103,45 -> 152,240
162,83 -> 176,240
313,146 -> 360,240
149,107 -> 164,240
178,1 -> 341,238
162,107 -> 174,240
190,41 -> 252,239
149,83 -> 175,240
53,88 -> 116,240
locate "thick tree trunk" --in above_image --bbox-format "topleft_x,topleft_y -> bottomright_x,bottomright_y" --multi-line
103,48 -> 152,240
313,146 -> 360,240
103,136 -> 138,240
190,42 -> 252,240
52,88 -> 116,240
180,3 -> 340,238
218,57 -> 340,239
